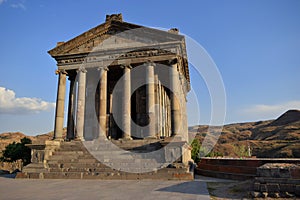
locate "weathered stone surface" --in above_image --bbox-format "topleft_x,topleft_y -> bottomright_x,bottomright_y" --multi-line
0,159 -> 23,173
250,191 -> 261,198
18,140 -> 193,180
261,192 -> 268,198
295,185 -> 300,196
252,163 -> 300,197
279,183 -> 295,193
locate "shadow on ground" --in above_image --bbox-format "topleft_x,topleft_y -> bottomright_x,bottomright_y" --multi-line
0,173 -> 17,178
156,180 -> 209,195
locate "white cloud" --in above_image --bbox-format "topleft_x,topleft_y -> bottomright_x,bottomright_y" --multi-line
10,2 -> 26,10
242,100 -> 300,120
0,87 -> 55,115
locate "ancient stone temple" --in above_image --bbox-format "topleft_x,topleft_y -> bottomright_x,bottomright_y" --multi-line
18,14 -> 193,180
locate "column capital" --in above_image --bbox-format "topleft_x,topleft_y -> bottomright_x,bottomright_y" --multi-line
120,64 -> 132,69
77,67 -> 87,73
55,69 -> 67,75
97,66 -> 109,71
168,58 -> 178,65
144,60 -> 156,67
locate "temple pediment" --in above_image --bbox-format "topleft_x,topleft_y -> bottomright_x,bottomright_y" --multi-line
48,15 -> 184,58
48,14 -> 190,90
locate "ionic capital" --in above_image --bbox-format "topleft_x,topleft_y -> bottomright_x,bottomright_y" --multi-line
120,64 -> 132,69
144,60 -> 156,67
55,69 -> 67,75
97,66 -> 109,71
77,67 -> 87,73
168,58 -> 178,65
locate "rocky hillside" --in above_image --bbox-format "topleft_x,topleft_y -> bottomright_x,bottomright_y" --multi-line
0,129 -> 66,157
189,110 -> 300,158
0,110 -> 299,158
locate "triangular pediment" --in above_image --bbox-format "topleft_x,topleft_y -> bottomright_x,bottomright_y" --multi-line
48,20 -> 184,57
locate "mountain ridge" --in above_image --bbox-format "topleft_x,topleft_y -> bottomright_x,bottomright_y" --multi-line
1,110 -> 299,158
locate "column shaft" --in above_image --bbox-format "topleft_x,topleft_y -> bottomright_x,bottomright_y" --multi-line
146,62 -> 156,138
170,60 -> 181,137
98,67 -> 108,138
162,88 -> 166,137
75,68 -> 87,141
121,65 -> 132,139
54,70 -> 67,140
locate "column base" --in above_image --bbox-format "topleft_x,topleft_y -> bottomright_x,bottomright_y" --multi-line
74,137 -> 85,141
144,136 -> 158,140
97,135 -> 108,141
171,135 -> 183,142
119,136 -> 133,141
53,138 -> 64,142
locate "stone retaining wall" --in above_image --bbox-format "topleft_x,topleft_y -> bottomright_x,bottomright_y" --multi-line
195,158 -> 300,180
251,163 -> 300,198
0,160 -> 23,173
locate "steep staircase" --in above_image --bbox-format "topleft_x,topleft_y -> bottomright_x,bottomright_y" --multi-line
18,140 -> 193,180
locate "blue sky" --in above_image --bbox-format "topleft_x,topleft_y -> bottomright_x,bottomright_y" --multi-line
0,0 -> 300,135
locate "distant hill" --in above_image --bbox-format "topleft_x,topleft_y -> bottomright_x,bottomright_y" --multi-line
0,110 -> 299,158
0,129 -> 65,157
189,110 -> 300,158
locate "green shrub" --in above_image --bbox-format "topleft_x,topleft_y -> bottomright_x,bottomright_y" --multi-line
233,144 -> 248,158
191,139 -> 201,163
206,151 -> 223,157
1,137 -> 32,165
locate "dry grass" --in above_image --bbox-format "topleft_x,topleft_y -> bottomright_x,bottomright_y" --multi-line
207,180 -> 253,199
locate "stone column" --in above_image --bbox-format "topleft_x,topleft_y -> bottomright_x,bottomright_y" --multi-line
180,74 -> 188,141
121,65 -> 132,140
170,59 -> 181,137
166,92 -> 171,137
145,62 -> 156,138
98,66 -> 108,139
75,67 -> 87,141
162,87 -> 166,137
66,75 -> 75,140
158,80 -> 162,138
154,75 -> 159,137
54,70 -> 67,140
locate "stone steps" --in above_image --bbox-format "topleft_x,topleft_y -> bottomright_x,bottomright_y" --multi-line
19,168 -> 192,180
17,140 -> 194,180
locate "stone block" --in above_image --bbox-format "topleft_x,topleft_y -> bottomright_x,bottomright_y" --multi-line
268,192 -> 280,198
295,185 -> 300,196
260,184 -> 267,192
255,177 -> 266,184
15,172 -> 28,179
279,183 -> 295,193
266,183 -> 280,192
261,192 -> 268,198
253,182 -> 260,191
291,168 -> 300,179
281,192 -> 295,198
250,191 -> 261,198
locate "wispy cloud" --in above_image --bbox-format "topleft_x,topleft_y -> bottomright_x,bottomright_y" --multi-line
0,87 -> 55,115
0,0 -> 27,10
242,100 -> 300,120
10,2 -> 26,10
